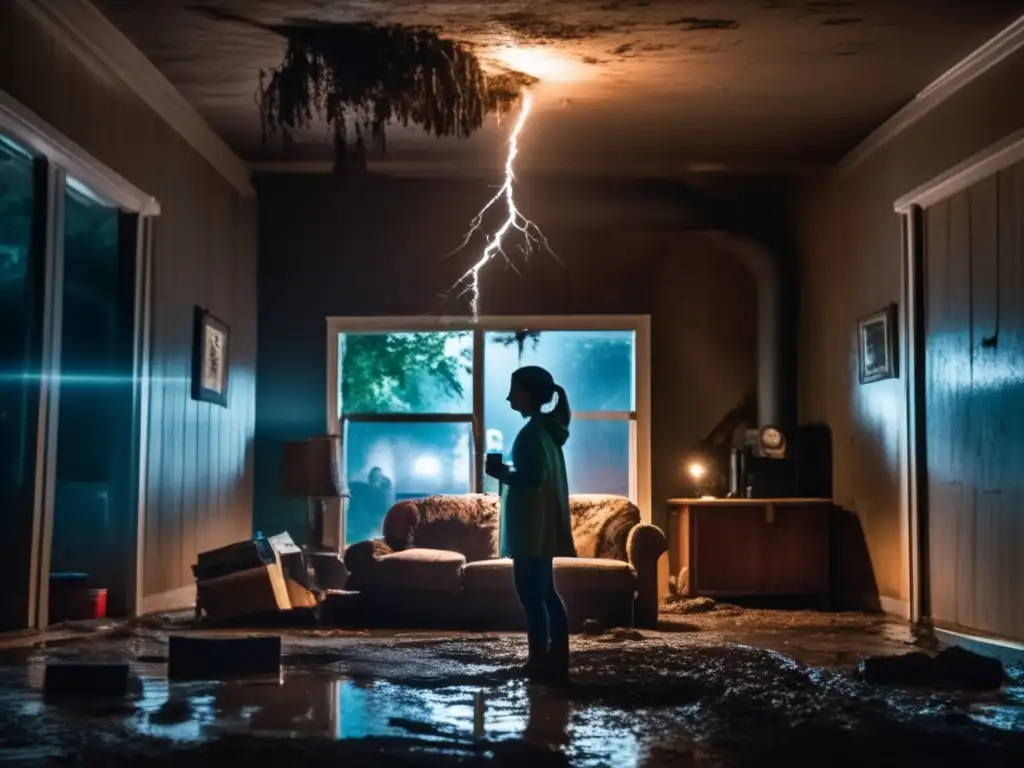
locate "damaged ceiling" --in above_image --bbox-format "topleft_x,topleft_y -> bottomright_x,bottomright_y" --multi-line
94,0 -> 1023,177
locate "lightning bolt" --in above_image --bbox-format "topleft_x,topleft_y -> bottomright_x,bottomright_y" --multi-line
446,90 -> 556,315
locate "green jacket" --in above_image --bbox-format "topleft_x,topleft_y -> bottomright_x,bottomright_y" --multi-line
499,415 -> 577,559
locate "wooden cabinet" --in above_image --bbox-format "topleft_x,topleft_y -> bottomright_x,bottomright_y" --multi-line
667,498 -> 832,604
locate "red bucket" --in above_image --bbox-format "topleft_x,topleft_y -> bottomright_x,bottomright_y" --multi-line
87,588 -> 108,619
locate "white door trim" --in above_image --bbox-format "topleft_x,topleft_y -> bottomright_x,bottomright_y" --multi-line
895,127 -> 1024,213
29,163 -> 67,629
129,216 -> 155,618
899,206 -> 926,624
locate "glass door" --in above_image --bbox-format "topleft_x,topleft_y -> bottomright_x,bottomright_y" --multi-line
0,137 -> 42,629
47,178 -> 138,616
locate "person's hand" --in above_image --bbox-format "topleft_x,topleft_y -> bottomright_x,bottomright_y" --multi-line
484,452 -> 506,480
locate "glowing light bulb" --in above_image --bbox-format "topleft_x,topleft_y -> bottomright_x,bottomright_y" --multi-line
687,462 -> 707,480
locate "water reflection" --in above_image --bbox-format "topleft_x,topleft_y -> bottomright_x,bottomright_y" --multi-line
8,652 -> 1023,766
18,662 -> 641,764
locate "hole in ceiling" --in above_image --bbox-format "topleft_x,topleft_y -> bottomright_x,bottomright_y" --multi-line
189,7 -> 535,174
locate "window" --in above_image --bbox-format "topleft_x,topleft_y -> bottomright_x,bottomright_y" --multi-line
482,330 -> 635,497
338,331 -> 472,415
332,318 -> 650,546
339,331 -> 474,542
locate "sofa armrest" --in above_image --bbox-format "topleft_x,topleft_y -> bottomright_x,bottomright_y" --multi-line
626,523 -> 667,629
342,538 -> 394,591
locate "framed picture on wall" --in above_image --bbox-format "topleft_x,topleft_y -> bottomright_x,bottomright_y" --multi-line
857,303 -> 898,384
192,306 -> 230,407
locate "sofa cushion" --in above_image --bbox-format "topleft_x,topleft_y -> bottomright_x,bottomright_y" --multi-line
378,493 -> 640,564
569,495 -> 640,560
555,557 -> 636,594
463,557 -> 636,595
382,495 -> 499,563
461,559 -> 515,593
373,549 -> 466,594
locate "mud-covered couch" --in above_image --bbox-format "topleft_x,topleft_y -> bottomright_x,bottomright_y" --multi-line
342,494 -> 666,630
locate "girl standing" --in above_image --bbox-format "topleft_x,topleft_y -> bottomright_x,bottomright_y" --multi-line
485,365 -> 576,683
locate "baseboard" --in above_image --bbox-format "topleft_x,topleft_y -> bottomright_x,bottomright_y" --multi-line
841,591 -> 910,619
139,584 -> 196,616
878,595 -> 910,619
934,627 -> 1024,665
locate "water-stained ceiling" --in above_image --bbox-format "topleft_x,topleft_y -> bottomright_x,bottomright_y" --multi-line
95,0 -> 1023,177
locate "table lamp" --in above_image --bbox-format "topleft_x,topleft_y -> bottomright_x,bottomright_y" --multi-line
280,435 -> 348,552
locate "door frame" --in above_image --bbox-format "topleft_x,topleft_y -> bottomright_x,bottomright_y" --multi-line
894,127 -> 1024,624
0,89 -> 160,627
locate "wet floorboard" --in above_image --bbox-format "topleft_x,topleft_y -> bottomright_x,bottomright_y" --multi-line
0,607 -> 1021,766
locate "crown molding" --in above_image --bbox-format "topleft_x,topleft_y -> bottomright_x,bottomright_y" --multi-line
250,160 -> 480,177
249,159 -> 826,179
18,0 -> 254,196
838,14 -> 1024,176
0,89 -> 161,215
894,126 -> 1024,212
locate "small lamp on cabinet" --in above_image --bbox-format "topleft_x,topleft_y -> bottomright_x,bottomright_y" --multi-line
683,451 -> 718,498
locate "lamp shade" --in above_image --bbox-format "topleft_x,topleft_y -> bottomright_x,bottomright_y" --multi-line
280,436 -> 344,498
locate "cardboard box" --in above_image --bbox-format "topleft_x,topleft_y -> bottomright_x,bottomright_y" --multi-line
194,532 -> 320,622
196,563 -> 292,620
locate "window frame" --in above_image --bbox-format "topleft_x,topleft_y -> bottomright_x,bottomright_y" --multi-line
326,315 -> 652,540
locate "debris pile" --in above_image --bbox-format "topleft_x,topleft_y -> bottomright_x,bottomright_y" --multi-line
858,645 -> 1006,690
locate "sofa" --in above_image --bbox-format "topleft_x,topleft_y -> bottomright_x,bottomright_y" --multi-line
341,493 -> 666,630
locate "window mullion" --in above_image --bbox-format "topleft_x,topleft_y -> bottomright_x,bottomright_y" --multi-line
572,411 -> 636,421
472,327 -> 484,492
628,419 -> 638,504
342,413 -> 474,423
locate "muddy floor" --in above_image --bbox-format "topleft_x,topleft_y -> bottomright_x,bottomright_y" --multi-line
0,606 -> 1021,767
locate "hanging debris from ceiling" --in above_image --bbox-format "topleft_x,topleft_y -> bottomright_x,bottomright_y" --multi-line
253,21 -> 536,174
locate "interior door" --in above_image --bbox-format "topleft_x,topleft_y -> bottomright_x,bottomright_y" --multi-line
922,165 -> 1024,641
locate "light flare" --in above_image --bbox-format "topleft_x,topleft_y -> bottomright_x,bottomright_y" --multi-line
446,90 -> 556,315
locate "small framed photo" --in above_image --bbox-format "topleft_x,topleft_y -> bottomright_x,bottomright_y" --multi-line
857,303 -> 898,385
192,306 -> 230,407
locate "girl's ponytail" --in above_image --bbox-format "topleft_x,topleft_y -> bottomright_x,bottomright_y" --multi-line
550,384 -> 572,430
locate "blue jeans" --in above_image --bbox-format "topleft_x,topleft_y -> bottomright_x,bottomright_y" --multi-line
513,557 -> 569,667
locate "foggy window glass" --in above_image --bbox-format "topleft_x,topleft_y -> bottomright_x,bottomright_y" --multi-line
344,421 -> 472,543
339,331 -> 473,414
483,330 -> 634,496
484,330 -> 634,413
